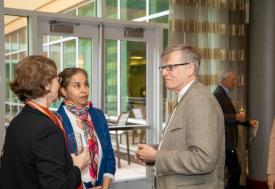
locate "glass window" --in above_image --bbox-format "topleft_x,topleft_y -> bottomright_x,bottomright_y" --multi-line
11,32 -> 19,52
149,0 -> 169,15
106,0 -> 117,19
120,0 -> 146,20
65,9 -> 77,15
49,35 -> 61,42
49,42 -> 61,71
4,15 -> 28,124
63,39 -> 76,68
5,35 -> 10,54
104,39 -> 147,180
43,35 -> 92,109
78,38 -> 92,95
5,56 -> 10,102
19,28 -> 27,50
10,54 -> 18,104
104,40 -> 146,117
19,51 -> 27,60
78,2 -> 96,16
149,15 -> 168,24
104,40 -> 118,115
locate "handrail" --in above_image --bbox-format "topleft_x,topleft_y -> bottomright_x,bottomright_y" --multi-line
108,124 -> 149,130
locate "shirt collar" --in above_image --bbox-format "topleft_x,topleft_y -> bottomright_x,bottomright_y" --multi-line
220,84 -> 230,95
178,80 -> 196,102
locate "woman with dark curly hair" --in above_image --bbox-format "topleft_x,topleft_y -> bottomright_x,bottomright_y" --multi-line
0,55 -> 89,189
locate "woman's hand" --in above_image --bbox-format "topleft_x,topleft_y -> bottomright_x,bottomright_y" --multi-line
268,174 -> 275,189
71,147 -> 90,171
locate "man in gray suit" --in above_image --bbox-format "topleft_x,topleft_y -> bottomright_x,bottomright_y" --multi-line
136,44 -> 225,189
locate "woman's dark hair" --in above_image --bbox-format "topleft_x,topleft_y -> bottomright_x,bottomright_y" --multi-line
10,55 -> 57,102
58,68 -> 88,98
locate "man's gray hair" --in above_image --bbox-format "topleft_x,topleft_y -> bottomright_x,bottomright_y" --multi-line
161,43 -> 201,76
218,68 -> 236,83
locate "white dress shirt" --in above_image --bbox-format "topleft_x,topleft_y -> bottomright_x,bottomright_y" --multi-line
64,107 -> 103,183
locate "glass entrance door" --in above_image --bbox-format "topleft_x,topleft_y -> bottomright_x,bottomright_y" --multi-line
37,15 -> 162,189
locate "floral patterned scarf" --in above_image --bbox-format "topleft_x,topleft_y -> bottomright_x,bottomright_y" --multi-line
64,100 -> 98,186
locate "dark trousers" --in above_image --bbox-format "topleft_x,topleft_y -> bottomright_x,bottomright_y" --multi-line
225,149 -> 241,189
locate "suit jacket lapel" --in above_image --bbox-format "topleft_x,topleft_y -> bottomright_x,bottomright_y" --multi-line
161,80 -> 198,138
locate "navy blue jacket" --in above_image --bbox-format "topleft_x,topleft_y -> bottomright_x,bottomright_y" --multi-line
57,103 -> 116,186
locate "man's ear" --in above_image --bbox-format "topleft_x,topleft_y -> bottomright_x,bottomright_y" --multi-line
187,63 -> 195,76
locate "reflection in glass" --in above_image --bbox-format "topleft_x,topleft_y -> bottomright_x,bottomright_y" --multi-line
10,62 -> 18,103
43,35 -> 48,44
43,35 -> 92,109
11,32 -> 19,52
49,35 -> 61,42
120,0 -> 146,20
19,51 -> 27,60
104,40 -> 146,179
43,45 -> 48,57
4,15 -> 28,124
5,35 -> 10,54
78,38 -> 92,97
19,28 -> 27,50
104,40 -> 118,115
63,39 -> 76,68
106,0 -> 117,19
149,0 -> 169,14
104,40 -> 146,118
149,15 -> 168,24
49,43 -> 61,72
78,2 -> 95,16
5,57 -> 10,101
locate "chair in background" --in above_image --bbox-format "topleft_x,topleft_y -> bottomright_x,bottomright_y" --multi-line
131,108 -> 146,144
109,112 -> 130,168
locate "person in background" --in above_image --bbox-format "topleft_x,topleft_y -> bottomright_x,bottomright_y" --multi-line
267,118 -> 275,189
136,43 -> 225,189
57,68 -> 115,189
0,55 -> 89,189
213,69 -> 258,189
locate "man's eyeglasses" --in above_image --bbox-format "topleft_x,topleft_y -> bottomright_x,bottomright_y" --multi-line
159,62 -> 190,72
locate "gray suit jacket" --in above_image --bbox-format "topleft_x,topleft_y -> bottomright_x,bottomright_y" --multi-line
155,81 -> 225,189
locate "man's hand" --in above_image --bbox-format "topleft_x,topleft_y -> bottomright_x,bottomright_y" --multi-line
249,120 -> 259,128
135,144 -> 157,163
236,112 -> 246,122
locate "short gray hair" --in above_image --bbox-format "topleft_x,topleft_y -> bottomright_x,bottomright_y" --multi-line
218,68 -> 236,83
161,43 -> 201,76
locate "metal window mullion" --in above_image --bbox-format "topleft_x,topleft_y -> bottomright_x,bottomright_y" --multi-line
76,37 -> 79,67
117,40 -> 121,115
47,35 -> 50,58
16,31 -> 20,113
117,0 -> 120,20
146,0 -> 149,22
61,38 -> 64,71
8,49 -> 12,120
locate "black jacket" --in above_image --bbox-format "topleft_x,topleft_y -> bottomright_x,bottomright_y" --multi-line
213,85 -> 248,150
0,105 -> 81,189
